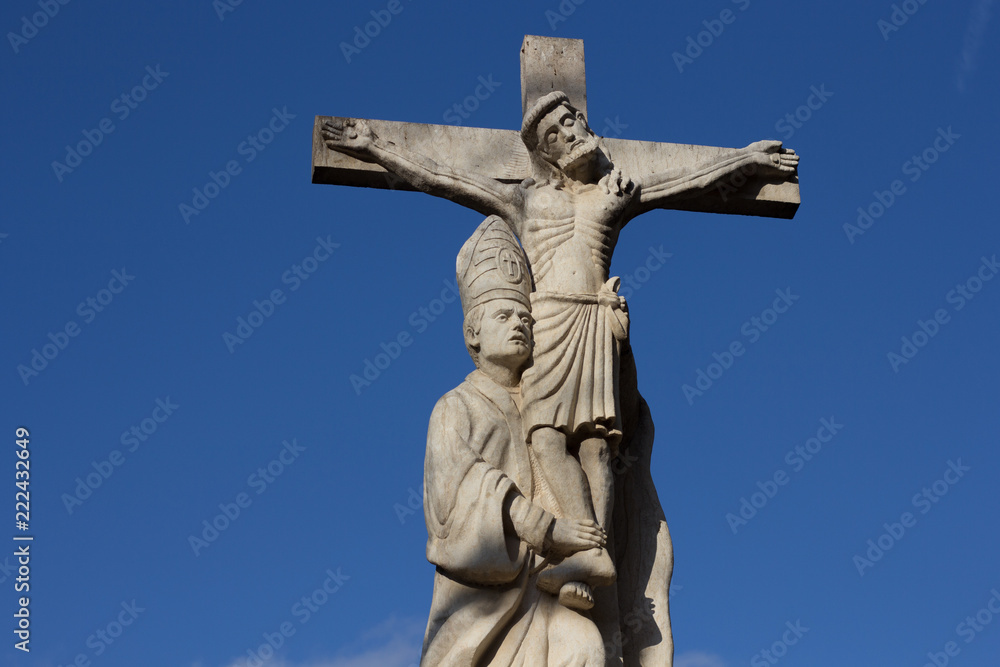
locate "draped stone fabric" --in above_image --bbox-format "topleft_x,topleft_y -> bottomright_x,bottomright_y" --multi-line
421,370 -> 606,666
421,362 -> 674,666
520,279 -> 630,445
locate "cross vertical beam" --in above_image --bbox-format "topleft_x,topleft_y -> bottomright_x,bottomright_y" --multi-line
521,35 -> 587,118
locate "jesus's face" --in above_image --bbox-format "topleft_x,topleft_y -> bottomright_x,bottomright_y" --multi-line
535,104 -> 599,172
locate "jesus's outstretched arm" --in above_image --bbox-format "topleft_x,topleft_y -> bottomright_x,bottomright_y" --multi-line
630,139 -> 798,217
322,118 -> 522,220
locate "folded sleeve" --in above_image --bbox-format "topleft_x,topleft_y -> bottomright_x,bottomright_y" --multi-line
424,392 -> 527,585
507,494 -> 554,554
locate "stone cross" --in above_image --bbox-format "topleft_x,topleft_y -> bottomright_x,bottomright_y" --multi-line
311,34 -> 800,665
311,35 -> 799,218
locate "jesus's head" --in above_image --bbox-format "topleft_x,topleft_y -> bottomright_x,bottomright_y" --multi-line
521,91 -> 600,175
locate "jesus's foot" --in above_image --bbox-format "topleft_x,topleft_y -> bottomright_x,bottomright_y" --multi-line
536,547 -> 616,599
558,581 -> 595,611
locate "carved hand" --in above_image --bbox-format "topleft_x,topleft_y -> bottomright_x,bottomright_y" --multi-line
601,166 -> 633,196
322,118 -> 376,159
745,140 -> 799,176
549,518 -> 606,557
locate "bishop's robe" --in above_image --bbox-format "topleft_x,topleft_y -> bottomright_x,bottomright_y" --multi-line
421,369 -> 607,666
421,352 -> 674,666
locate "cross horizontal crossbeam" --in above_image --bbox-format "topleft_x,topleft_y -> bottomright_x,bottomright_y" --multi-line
311,35 -> 799,219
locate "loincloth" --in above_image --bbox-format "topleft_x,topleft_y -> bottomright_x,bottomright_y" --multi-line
521,278 -> 629,445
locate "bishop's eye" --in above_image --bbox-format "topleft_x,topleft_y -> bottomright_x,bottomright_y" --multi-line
562,117 -> 574,127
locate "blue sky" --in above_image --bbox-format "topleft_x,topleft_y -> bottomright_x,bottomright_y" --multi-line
2,1 -> 998,665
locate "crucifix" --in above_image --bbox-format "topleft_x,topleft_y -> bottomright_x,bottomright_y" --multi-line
312,35 -> 799,666
313,36 -> 798,218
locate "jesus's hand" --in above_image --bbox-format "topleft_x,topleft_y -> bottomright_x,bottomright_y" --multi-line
745,140 -> 799,176
322,118 -> 376,160
548,518 -> 606,557
600,166 -> 633,196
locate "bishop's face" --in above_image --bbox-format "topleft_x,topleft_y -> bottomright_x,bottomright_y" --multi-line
476,299 -> 532,371
535,103 -> 599,171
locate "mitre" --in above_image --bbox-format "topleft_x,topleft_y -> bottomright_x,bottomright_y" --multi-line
456,216 -> 532,314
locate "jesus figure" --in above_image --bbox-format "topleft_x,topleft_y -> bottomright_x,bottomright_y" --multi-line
322,90 -> 799,611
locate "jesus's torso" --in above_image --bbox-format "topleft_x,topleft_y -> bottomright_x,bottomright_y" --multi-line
514,180 -> 634,294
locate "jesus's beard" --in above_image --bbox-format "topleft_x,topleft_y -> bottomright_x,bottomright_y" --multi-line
556,136 -> 600,172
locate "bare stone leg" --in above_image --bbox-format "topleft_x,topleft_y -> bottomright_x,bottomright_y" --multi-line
579,436 -> 614,532
531,427 -> 616,609
530,427 -> 594,520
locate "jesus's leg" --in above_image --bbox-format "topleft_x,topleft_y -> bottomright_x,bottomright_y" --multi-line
531,427 -> 616,609
578,436 -> 614,533
530,426 -> 594,521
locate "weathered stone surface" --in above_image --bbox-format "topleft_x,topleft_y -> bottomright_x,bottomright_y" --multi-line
521,34 -> 588,117
313,34 -> 801,667
312,119 -> 799,218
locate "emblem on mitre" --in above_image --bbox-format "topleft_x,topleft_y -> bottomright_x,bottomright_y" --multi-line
456,216 -> 532,313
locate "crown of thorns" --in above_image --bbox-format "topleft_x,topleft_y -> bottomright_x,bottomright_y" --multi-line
520,91 -> 573,151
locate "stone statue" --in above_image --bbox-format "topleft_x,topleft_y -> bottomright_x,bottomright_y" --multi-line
422,216 -> 609,665
312,35 -> 801,666
321,91 -> 797,608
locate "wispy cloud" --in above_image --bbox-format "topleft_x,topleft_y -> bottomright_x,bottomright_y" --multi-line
674,650 -> 728,667
956,0 -> 994,91
221,616 -> 423,667
219,617 -> 724,667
